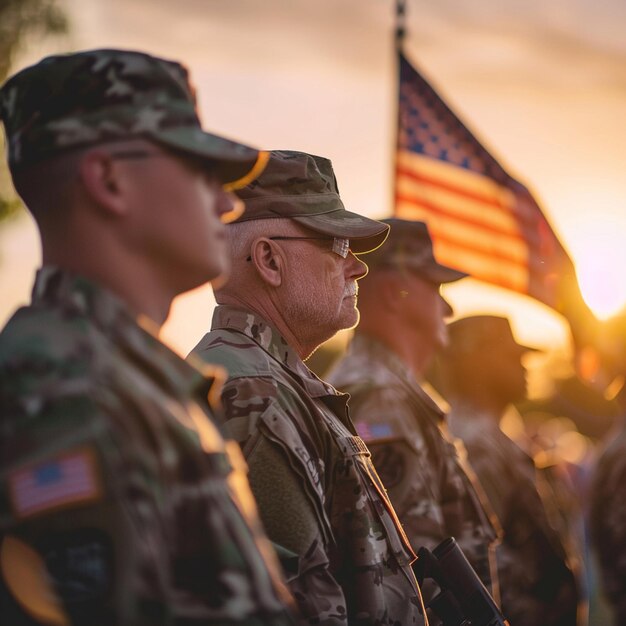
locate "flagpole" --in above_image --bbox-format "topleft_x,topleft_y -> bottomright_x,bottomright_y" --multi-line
390,0 -> 407,218
395,0 -> 407,51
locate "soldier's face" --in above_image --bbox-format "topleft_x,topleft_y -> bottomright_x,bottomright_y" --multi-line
122,142 -> 238,292
400,273 -> 452,351
483,347 -> 527,404
497,351 -> 528,402
282,234 -> 368,346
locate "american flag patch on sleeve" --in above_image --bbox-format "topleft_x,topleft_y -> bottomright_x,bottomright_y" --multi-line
355,421 -> 393,441
8,448 -> 102,519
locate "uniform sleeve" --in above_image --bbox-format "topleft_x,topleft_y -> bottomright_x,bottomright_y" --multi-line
347,386 -> 448,553
0,399 -> 169,626
591,444 -> 626,622
461,438 -> 511,528
220,375 -> 349,625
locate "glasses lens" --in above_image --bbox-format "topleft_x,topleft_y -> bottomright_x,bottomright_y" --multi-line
332,238 -> 350,258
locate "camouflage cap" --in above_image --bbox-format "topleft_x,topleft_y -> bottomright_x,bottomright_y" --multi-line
446,315 -> 539,356
365,218 -> 468,283
234,150 -> 389,254
0,48 -> 267,188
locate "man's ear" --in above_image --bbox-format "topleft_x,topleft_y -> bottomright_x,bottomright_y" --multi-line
378,272 -> 403,314
77,150 -> 128,217
250,238 -> 283,287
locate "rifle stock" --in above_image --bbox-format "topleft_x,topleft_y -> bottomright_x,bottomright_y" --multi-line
415,537 -> 509,626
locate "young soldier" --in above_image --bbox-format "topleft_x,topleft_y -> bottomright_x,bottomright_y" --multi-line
0,49 -> 295,625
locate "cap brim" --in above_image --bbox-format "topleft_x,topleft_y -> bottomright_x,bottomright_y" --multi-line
516,343 -> 541,354
151,126 -> 268,189
420,262 -> 469,284
292,209 -> 390,254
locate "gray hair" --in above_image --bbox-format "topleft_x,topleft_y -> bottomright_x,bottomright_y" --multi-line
225,217 -> 304,262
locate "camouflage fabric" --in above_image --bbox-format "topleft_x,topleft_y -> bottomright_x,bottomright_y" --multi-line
190,306 -> 426,626
234,150 -> 389,254
590,424 -> 626,625
0,268 -> 296,625
363,219 -> 466,283
448,401 -> 580,626
327,335 -> 500,604
0,49 -> 264,186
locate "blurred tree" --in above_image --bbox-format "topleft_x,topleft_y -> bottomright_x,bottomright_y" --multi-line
0,0 -> 69,222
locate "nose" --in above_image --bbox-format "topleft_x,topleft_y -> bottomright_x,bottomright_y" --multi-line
346,252 -> 368,281
217,189 -> 244,224
440,293 -> 454,318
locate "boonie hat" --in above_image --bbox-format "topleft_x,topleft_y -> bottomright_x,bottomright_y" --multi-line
0,48 -> 267,188
365,218 -> 467,283
234,150 -> 389,254
446,315 -> 539,356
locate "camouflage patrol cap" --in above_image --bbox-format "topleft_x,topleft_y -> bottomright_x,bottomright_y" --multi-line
234,150 -> 389,254
446,315 -> 539,356
0,48 -> 267,187
365,218 -> 468,283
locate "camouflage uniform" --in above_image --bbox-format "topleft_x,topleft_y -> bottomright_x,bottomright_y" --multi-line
0,49 -> 293,625
191,306 -> 425,625
448,403 -> 579,626
328,334 -> 501,595
590,425 -> 626,624
0,269 -> 296,625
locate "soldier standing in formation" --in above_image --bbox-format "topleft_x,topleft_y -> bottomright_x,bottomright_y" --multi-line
190,151 -> 428,625
437,315 -> 581,626
328,219 -> 502,620
590,405 -> 626,624
0,49 -> 296,625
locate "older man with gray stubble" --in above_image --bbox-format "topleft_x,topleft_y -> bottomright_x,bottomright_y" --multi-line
190,150 -> 428,626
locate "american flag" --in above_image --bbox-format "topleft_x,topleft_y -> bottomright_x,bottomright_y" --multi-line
394,51 -> 575,310
9,449 -> 100,519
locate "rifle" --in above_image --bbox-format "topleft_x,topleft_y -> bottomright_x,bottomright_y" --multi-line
414,537 -> 510,626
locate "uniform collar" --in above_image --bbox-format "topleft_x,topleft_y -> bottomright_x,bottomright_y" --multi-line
31,266 -> 223,402
212,305 -> 342,400
351,332 -> 445,420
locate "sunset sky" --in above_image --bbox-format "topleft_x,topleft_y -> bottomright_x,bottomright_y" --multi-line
2,0 -> 625,359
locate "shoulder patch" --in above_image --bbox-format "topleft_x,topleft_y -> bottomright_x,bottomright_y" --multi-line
355,421 -> 394,441
8,448 -> 102,519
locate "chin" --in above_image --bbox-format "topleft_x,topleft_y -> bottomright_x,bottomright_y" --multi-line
340,309 -> 360,331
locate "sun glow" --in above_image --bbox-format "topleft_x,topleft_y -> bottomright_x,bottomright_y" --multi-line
569,221 -> 626,321
577,252 -> 626,320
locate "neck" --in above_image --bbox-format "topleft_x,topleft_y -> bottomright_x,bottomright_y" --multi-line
448,390 -> 507,422
42,238 -> 174,327
217,293 -> 323,360
357,318 -> 434,379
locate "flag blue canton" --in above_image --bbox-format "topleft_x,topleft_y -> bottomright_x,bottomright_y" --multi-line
9,449 -> 100,519
35,463 -> 63,484
398,53 -> 520,189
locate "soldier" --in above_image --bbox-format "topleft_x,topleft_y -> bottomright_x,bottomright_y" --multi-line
327,219 -> 502,618
0,50 -> 296,625
438,315 -> 581,626
190,151 -> 428,625
590,417 -> 626,624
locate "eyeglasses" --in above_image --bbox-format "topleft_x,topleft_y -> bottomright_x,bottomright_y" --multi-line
109,149 -> 169,161
245,236 -> 350,261
108,148 -> 216,177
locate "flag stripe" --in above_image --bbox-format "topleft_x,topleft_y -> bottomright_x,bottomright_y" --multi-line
434,247 -> 528,292
396,152 -> 542,246
395,188 -> 526,245
396,202 -> 531,287
397,158 -> 511,213
393,51 -> 573,309
396,151 -> 541,226
396,202 -> 529,266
